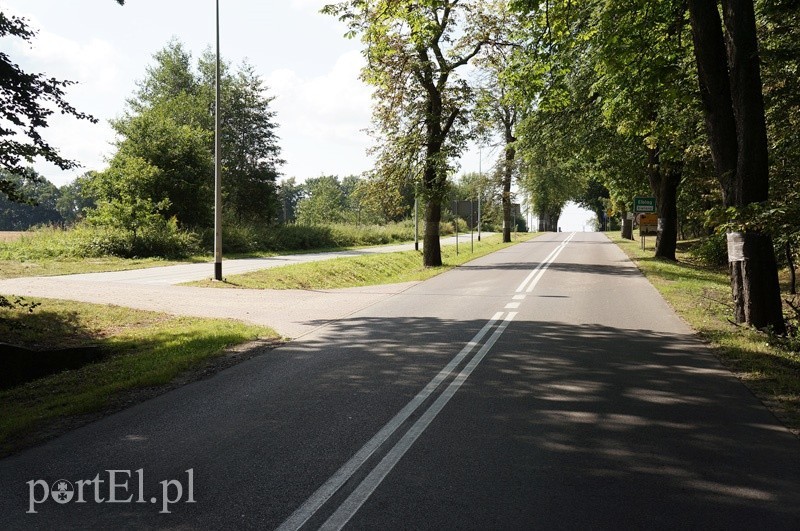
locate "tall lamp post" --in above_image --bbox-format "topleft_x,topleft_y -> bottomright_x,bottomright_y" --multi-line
213,0 -> 223,281
477,145 -> 482,242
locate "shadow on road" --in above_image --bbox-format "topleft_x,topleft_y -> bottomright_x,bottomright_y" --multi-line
461,260 -> 640,277
2,313 -> 798,528
278,314 -> 800,528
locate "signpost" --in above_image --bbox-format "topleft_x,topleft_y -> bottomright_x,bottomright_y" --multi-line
638,213 -> 658,236
633,197 -> 656,214
633,198 -> 657,250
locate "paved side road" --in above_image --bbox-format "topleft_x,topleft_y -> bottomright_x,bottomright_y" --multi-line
0,277 -> 416,338
0,233 -> 492,338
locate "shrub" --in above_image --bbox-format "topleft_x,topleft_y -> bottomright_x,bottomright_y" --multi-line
0,222 -> 200,260
688,233 -> 728,267
200,221 -> 439,254
1,220 -> 459,261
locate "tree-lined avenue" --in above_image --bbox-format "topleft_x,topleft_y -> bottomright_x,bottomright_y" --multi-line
1,233 -> 798,528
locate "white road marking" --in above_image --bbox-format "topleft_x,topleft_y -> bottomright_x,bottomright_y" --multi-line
277,312 -> 505,531
281,233 -> 576,529
526,232 -> 575,293
505,302 -> 521,309
513,294 -> 526,300
515,246 -> 560,293
319,313 -> 519,531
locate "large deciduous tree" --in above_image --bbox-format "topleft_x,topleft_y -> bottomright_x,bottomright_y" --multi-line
688,0 -> 785,332
591,0 -> 703,261
99,39 -> 283,230
474,39 -> 523,243
324,0 -> 501,266
199,54 -> 284,223
296,175 -> 346,225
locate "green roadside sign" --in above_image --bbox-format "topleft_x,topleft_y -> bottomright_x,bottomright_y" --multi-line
633,197 -> 656,213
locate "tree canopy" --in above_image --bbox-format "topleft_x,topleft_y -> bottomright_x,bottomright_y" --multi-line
91,39 -> 283,231
324,0 -> 505,266
0,1 -> 125,202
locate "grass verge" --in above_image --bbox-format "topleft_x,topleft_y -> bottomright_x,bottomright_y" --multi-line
188,233 -> 535,290
609,232 -> 800,434
0,297 -> 278,456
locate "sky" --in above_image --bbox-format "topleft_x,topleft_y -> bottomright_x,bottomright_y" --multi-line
1,0 -> 594,230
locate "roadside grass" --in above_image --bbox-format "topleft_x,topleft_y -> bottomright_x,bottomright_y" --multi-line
609,232 -> 800,434
189,233 -> 535,290
0,297 -> 277,456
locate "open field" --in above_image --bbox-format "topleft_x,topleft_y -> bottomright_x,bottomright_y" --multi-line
0,231 -> 27,242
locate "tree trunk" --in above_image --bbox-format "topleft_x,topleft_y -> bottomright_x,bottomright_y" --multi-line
646,146 -> 680,261
654,169 -> 680,261
729,233 -> 784,329
423,198 -> 442,267
722,0 -> 770,206
722,0 -> 785,333
688,0 -> 785,333
688,0 -> 738,204
622,217 -> 633,240
421,145 -> 444,267
787,239 -> 796,296
502,160 -> 513,242
540,209 -> 560,232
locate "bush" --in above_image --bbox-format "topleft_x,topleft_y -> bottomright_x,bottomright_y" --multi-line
688,233 -> 728,267
0,222 -> 200,260
200,221 -> 444,254
1,220 -> 459,261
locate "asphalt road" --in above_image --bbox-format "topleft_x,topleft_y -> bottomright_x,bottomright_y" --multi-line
1,232 -> 799,529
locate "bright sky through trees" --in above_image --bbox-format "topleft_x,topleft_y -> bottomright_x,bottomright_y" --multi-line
1,0 -> 593,229
1,0 -> 371,184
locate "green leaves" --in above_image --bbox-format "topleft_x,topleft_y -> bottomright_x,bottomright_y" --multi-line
327,1 -> 501,215
102,38 -> 282,229
0,12 -> 97,200
296,176 -> 347,225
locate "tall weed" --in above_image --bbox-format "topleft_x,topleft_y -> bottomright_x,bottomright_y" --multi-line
2,221 -> 458,260
0,223 -> 199,260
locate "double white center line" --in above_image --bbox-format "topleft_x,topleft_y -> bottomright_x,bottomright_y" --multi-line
515,231 -> 575,294
278,234 -> 574,530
